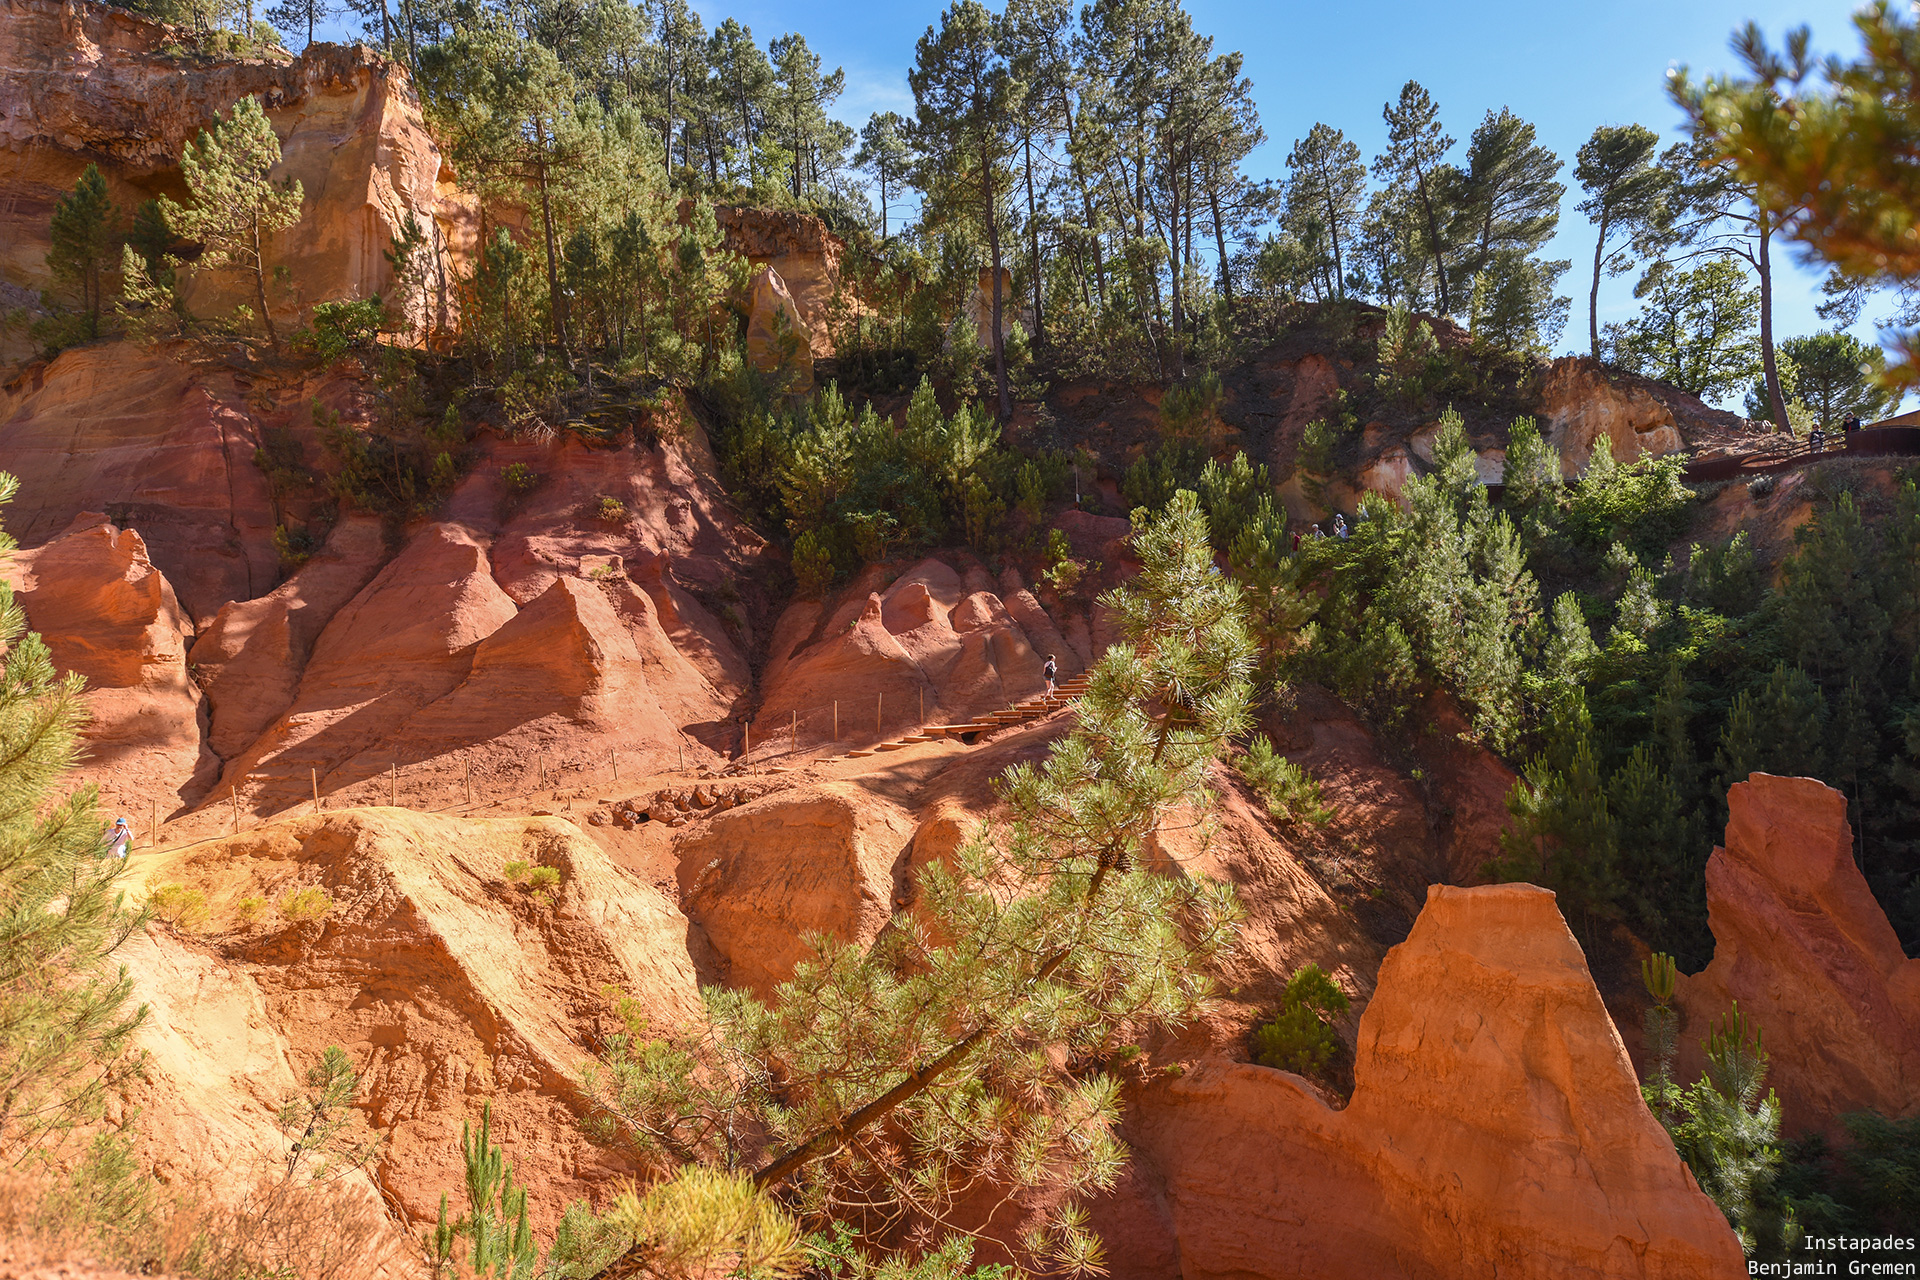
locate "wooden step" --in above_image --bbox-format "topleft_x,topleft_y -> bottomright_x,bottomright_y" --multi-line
899,734 -> 934,744
846,749 -> 876,758
874,741 -> 909,752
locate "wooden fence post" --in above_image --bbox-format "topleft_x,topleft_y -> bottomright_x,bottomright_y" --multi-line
149,798 -> 157,849
312,767 -> 320,815
390,762 -> 398,807
229,787 -> 239,834
877,692 -> 883,733
465,758 -> 473,807
791,709 -> 797,751
611,749 -> 618,782
833,700 -> 838,741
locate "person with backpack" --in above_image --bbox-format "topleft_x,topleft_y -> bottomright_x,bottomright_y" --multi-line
105,817 -> 132,858
1043,655 -> 1058,697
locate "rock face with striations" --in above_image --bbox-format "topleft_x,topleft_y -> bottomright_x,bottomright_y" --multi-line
118,808 -> 700,1231
1120,884 -> 1745,1280
1538,356 -> 1686,476
0,0 -> 458,353
1676,773 -> 1920,1136
1,512 -> 219,811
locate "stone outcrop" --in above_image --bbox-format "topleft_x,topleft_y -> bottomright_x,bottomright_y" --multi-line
2,513 -> 219,810
0,343 -> 282,620
967,266 -> 1032,354
120,807 -> 699,1231
743,265 -> 812,389
0,0 -> 458,351
1676,774 -> 1920,1135
715,204 -> 842,357
674,783 -> 911,995
1122,884 -> 1745,1279
757,554 -> 1088,746
189,514 -> 388,760
1539,357 -> 1686,476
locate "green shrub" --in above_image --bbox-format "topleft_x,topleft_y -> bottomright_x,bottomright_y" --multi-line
234,895 -> 267,924
307,297 -> 382,361
501,463 -> 541,499
146,882 -> 208,932
526,866 -> 560,892
595,495 -> 627,523
792,529 -> 834,597
1250,964 -> 1350,1079
278,885 -> 331,922
1298,419 -> 1335,475
502,858 -> 531,884
1237,735 -> 1333,826
272,522 -> 318,568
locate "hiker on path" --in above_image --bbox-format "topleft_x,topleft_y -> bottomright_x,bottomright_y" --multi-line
1043,655 -> 1058,697
105,817 -> 132,858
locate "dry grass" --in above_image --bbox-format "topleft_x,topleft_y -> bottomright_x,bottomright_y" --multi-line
0,1152 -> 417,1280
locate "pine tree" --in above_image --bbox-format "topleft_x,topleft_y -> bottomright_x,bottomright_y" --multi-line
0,472 -> 149,1160
1779,491 -> 1889,696
1608,258 -> 1761,402
1284,123 -> 1365,299
910,0 -> 1018,422
1455,107 -> 1564,281
45,164 -> 118,339
580,493 -> 1251,1268
1716,663 -> 1828,797
1611,744 -> 1709,964
264,0 -> 336,48
157,95 -> 305,354
1373,81 -> 1458,314
853,112 -> 914,241
1574,124 -> 1672,358
1491,690 -> 1623,933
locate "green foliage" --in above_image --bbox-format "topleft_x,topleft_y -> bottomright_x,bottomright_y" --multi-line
1373,304 -> 1445,402
0,471 -> 149,1160
146,882 -> 209,932
791,529 -> 834,596
579,493 -> 1251,1269
1159,370 -> 1224,444
156,94 -> 305,353
1606,258 -> 1761,403
502,858 -> 531,884
1648,1003 -> 1799,1258
41,163 -> 118,346
1489,692 -> 1624,934
1123,440 -> 1207,513
1236,735 -> 1332,826
501,463 -> 541,499
594,495 -> 627,523
1564,439 -> 1693,560
427,1102 -> 538,1279
277,885 -> 331,922
526,866 -> 561,893
305,296 -> 383,361
1747,331 -> 1898,429
1249,964 -> 1350,1080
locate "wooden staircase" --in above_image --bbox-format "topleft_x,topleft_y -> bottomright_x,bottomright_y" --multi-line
842,675 -> 1091,758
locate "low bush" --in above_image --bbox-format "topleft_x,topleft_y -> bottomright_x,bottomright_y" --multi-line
146,882 -> 209,932
1250,964 -> 1351,1081
1237,735 -> 1333,826
278,886 -> 331,923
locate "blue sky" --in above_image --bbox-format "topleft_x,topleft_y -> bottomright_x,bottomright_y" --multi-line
314,0 -> 1883,383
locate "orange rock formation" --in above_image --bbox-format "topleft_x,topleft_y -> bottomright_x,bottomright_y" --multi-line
1121,884 -> 1746,1279
1676,773 -> 1920,1136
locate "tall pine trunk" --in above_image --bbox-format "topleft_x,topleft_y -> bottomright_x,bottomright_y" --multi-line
533,123 -> 570,360
1588,214 -> 1609,359
1757,215 -> 1788,429
985,143 -> 1011,423
249,214 -> 279,354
